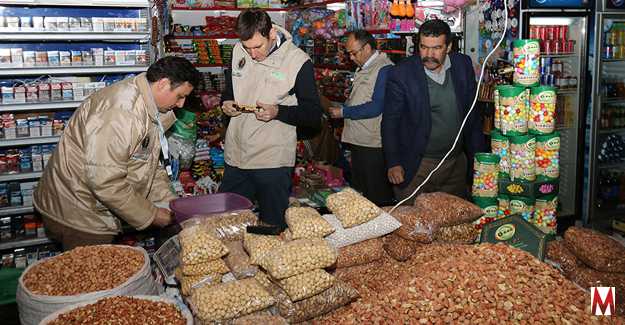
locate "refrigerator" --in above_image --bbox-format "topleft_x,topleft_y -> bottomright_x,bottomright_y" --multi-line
520,1 -> 591,223
585,0 -> 625,231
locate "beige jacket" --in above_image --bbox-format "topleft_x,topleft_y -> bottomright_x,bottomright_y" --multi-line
33,73 -> 178,235
225,25 -> 310,169
342,52 -> 393,148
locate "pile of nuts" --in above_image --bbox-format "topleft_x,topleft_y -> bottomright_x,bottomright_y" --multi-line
327,188 -> 381,228
383,233 -> 419,262
181,259 -> 229,276
179,273 -> 222,296
316,243 -> 622,324
179,225 -> 228,265
383,206 -> 435,243
232,314 -> 288,325
414,192 -> 483,227
243,233 -> 284,265
47,296 -> 186,325
564,226 -> 625,273
546,240 -> 581,275
279,269 -> 335,302
285,207 -> 335,239
189,278 -> 275,322
198,210 -> 258,241
336,238 -> 384,268
23,246 -> 143,296
259,238 -> 337,280
433,223 -> 481,244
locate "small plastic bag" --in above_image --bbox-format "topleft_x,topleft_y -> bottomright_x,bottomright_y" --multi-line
180,272 -> 222,296
335,238 -> 384,269
545,240 -> 580,275
564,226 -> 625,273
223,241 -> 259,279
323,212 -> 401,248
243,233 -> 284,265
181,258 -> 230,276
199,210 -> 259,241
383,233 -> 418,262
383,206 -> 436,243
285,207 -> 334,239
326,188 -> 382,228
232,314 -> 288,325
433,223 -> 481,244
259,238 -> 337,280
179,225 -> 229,265
413,192 -> 483,227
278,269 -> 335,302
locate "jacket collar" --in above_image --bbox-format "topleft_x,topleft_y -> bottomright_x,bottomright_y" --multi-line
412,53 -> 465,114
243,24 -> 295,69
136,73 -> 159,123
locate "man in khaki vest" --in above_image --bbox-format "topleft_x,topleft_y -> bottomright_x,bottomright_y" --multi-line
220,9 -> 322,229
328,30 -> 394,205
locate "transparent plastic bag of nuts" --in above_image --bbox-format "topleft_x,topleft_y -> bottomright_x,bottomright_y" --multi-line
180,259 -> 230,276
179,225 -> 229,265
188,278 -> 276,323
383,232 -> 418,262
564,226 -> 625,273
243,233 -> 284,265
285,207 -> 335,239
180,273 -> 222,296
545,240 -> 581,275
382,206 -> 436,243
266,279 -> 359,323
259,238 -> 338,280
278,269 -> 335,302
433,223 -> 481,244
322,212 -> 401,248
413,192 -> 484,228
232,314 -> 288,325
326,188 -> 382,228
191,210 -> 259,242
567,264 -> 625,315
335,238 -> 384,269
223,241 -> 259,280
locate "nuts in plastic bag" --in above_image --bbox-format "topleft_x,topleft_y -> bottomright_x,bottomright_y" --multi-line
189,278 -> 276,323
278,269 -> 335,302
545,240 -> 580,275
285,207 -> 335,239
323,212 -> 402,248
383,232 -> 418,262
253,271 -> 273,290
181,273 -> 222,296
180,225 -> 229,265
223,241 -> 259,280
335,238 -> 384,269
564,226 -> 625,273
181,258 -> 230,276
413,192 -> 483,227
259,238 -> 337,280
199,210 -> 259,241
382,205 -> 436,243
567,264 -> 625,315
433,223 -> 480,244
232,314 -> 288,325
243,233 -> 284,265
326,188 -> 382,228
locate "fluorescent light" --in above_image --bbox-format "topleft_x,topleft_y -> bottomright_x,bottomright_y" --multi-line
327,3 -> 346,11
530,17 -> 575,25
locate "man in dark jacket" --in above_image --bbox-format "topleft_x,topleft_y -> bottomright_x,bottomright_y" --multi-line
382,19 -> 485,203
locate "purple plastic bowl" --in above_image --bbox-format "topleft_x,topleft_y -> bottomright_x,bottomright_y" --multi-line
170,193 -> 254,223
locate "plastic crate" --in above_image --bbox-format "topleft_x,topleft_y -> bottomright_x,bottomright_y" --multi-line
169,193 -> 253,224
0,268 -> 23,305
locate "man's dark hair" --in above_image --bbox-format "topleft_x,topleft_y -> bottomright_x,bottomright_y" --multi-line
236,9 -> 273,41
347,30 -> 377,50
417,19 -> 452,46
146,56 -> 200,89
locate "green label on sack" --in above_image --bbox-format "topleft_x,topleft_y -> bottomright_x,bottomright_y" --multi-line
480,214 -> 553,260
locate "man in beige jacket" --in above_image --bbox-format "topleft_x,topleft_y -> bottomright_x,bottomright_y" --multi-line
34,56 -> 200,250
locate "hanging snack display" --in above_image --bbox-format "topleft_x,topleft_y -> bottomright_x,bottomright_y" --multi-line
513,39 -> 541,87
491,130 -> 510,177
535,132 -> 560,180
534,194 -> 558,234
497,85 -> 529,136
509,134 -> 536,182
529,86 -> 557,135
472,153 -> 500,198
510,195 -> 536,222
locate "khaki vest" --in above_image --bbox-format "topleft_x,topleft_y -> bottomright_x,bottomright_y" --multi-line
342,52 -> 393,148
225,25 -> 310,169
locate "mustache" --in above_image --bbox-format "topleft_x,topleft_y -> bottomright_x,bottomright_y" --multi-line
422,57 -> 440,64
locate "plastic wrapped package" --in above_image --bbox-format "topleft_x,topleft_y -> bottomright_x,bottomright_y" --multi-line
259,238 -> 337,280
564,226 -> 625,273
179,225 -> 228,265
181,259 -> 229,276
568,264 -> 625,316
383,233 -> 418,262
433,223 -> 480,244
326,188 -> 382,228
168,133 -> 196,170
181,273 -> 222,296
545,240 -> 581,275
278,269 -> 335,302
188,278 -> 276,323
382,206 -> 436,243
335,238 -> 384,269
253,271 -> 273,291
413,192 -> 483,227
223,241 -> 259,279
285,207 -> 334,239
323,212 -> 402,248
243,233 -> 284,265
232,314 -> 288,325
197,210 -> 258,241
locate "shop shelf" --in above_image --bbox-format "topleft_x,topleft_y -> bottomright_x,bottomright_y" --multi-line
0,136 -> 61,148
540,53 -> 576,58
599,127 -> 625,134
0,32 -> 149,41
598,161 -> 625,169
0,0 -> 150,7
0,206 -> 34,217
0,101 -> 82,112
171,5 -> 288,11
602,58 -> 625,62
0,172 -> 43,182
0,237 -> 53,251
168,34 -> 239,40
602,97 -> 625,104
556,88 -> 578,94
0,65 -> 148,77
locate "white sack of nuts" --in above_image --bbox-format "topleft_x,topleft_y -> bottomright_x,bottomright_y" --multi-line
179,224 -> 229,265
40,295 -> 193,325
16,245 -> 157,325
326,188 -> 382,228
323,212 -> 401,248
243,232 -> 284,265
188,278 -> 275,322
278,269 -> 335,302
259,238 -> 337,280
285,207 -> 335,239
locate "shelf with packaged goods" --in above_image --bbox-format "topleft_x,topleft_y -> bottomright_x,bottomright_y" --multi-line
0,32 -> 150,41
171,5 -> 288,11
602,97 -> 625,104
0,172 -> 43,182
602,58 -> 625,62
0,136 -> 61,148
0,101 -> 82,112
0,205 -> 34,217
0,0 -> 150,8
0,237 -> 54,251
600,127 -> 625,134
167,34 -> 239,40
0,65 -> 148,77
556,88 -> 578,94
540,53 -> 576,58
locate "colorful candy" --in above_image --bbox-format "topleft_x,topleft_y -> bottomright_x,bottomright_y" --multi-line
535,132 -> 560,180
510,196 -> 535,222
510,135 -> 536,182
493,88 -> 501,130
497,194 -> 511,218
497,85 -> 529,136
472,153 -> 500,198
491,130 -> 510,178
529,86 -> 557,135
473,197 -> 499,229
534,194 -> 558,234
513,39 -> 541,87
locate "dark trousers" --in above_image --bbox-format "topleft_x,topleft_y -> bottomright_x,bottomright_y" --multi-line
219,164 -> 292,228
349,144 -> 394,206
42,216 -> 115,251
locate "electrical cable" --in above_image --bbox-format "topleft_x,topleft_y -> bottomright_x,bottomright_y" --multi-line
389,0 -> 509,213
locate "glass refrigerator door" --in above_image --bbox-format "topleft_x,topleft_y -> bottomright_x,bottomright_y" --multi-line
588,14 -> 625,229
528,16 -> 587,217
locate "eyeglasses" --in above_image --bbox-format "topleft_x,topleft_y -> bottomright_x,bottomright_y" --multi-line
346,44 -> 366,57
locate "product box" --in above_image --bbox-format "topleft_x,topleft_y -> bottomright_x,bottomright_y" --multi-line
31,146 -> 42,172
92,48 -> 104,65
61,82 -> 73,100
71,50 -> 82,66
82,50 -> 94,66
59,51 -> 71,66
19,17 -> 32,30
38,83 -> 51,102
72,83 -> 85,100
8,182 -> 22,207
103,17 -> 116,32
135,49 -> 148,65
32,16 -> 44,30
0,183 -> 7,207
114,50 -> 126,65
44,17 -> 57,31
27,117 -> 40,137
5,17 -> 19,30
25,85 -> 38,103
13,86 -> 25,103
14,249 -> 27,268
81,17 -> 93,31
16,119 -> 29,137
47,50 -> 60,66
40,116 -> 52,136
57,17 -> 69,31
22,51 -> 35,67
69,17 -> 81,31
125,50 -> 136,65
92,17 -> 104,32
50,83 -> 62,101
12,215 -> 24,237
104,50 -> 116,65
136,17 -> 147,32
26,251 -> 38,266
10,48 -> 23,67
35,51 -> 48,66
0,48 -> 10,66
1,87 -> 13,104
84,82 -> 96,96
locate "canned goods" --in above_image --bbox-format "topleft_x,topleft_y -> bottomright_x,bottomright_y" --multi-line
529,86 -> 557,135
491,130 -> 510,177
535,132 -> 560,179
513,39 -> 541,87
472,153 -> 500,198
566,40 -> 575,53
552,26 -> 560,41
614,45 -> 622,59
544,40 -> 552,54
605,45 -> 614,59
497,85 -> 529,135
541,57 -> 552,74
545,74 -> 555,87
554,40 -> 563,54
538,26 -> 546,41
546,26 -> 554,40
534,194 -> 557,234
530,26 -> 538,39
510,134 -> 536,182
559,25 -> 568,40
510,196 -> 536,222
